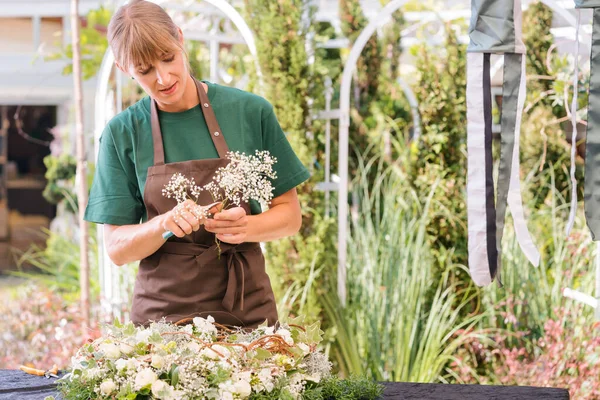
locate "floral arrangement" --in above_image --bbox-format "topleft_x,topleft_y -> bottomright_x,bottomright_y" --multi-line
52,317 -> 383,400
162,150 -> 277,219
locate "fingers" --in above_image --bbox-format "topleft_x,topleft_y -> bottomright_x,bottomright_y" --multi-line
213,207 -> 245,221
205,210 -> 247,233
207,225 -> 247,235
178,210 -> 200,233
204,218 -> 247,231
163,216 -> 186,238
162,204 -> 246,239
163,201 -> 203,238
216,233 -> 245,244
181,199 -> 196,209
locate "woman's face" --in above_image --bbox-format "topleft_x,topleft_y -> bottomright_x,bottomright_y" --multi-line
124,45 -> 190,111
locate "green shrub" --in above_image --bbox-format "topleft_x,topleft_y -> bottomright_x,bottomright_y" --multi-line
322,153 -> 491,382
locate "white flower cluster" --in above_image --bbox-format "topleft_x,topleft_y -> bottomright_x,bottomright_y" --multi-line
58,316 -> 330,400
162,173 -> 211,222
162,151 -> 277,214
162,173 -> 202,204
205,150 -> 277,209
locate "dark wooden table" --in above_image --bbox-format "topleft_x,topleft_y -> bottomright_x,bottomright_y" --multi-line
0,370 -> 570,399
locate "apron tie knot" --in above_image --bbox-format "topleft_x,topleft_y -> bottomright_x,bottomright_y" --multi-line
222,246 -> 245,312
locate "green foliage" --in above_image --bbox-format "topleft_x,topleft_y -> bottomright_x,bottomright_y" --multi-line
300,376 -> 384,400
244,0 -> 337,325
381,9 -> 405,80
10,228 -> 99,303
244,0 -> 313,166
322,152 -> 491,382
411,29 -> 466,171
340,0 -> 410,166
340,0 -> 381,106
42,154 -> 77,213
267,212 -> 337,324
186,39 -> 255,89
244,375 -> 383,400
409,24 -> 468,267
260,1 -> 411,328
45,7 -> 112,80
523,2 -> 555,110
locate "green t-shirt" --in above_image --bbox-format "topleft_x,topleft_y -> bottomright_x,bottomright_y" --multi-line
84,81 -> 310,225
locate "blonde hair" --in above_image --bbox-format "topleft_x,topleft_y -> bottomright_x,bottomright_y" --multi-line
108,0 -> 186,70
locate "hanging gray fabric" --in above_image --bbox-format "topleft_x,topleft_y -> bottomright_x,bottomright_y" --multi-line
584,7 -> 600,240
495,53 -> 521,282
468,0 -> 525,54
467,0 -> 540,287
467,52 -> 497,286
566,11 -> 581,237
575,0 -> 600,8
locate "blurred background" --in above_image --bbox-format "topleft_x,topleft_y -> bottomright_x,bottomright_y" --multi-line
1,0 -> 598,398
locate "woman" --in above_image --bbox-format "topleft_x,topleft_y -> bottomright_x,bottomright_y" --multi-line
84,0 -> 309,328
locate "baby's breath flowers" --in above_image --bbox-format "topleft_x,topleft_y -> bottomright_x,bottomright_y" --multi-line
204,150 -> 277,209
161,151 -> 278,246
162,173 -> 201,204
162,173 -> 208,224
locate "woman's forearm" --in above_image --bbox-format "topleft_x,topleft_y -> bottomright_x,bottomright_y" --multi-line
245,202 -> 302,243
107,206 -> 297,265
104,215 -> 167,266
105,191 -> 301,263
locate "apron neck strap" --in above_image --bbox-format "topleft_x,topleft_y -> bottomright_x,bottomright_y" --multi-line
194,78 -> 229,159
150,77 -> 229,166
150,98 -> 165,166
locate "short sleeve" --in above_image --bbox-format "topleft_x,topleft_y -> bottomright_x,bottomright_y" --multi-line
84,125 -> 144,225
261,106 -> 311,198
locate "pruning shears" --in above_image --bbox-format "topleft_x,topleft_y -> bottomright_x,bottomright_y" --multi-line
19,364 -> 59,379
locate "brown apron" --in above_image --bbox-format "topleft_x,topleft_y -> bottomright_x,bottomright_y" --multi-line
130,78 -> 279,328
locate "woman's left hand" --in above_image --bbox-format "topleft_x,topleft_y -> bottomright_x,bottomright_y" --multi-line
204,206 -> 248,244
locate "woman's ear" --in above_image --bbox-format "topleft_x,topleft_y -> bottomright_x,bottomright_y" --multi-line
177,27 -> 184,45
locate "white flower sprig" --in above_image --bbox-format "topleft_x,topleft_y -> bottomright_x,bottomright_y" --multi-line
162,173 -> 209,223
162,173 -> 197,204
204,150 -> 277,209
162,151 -> 277,211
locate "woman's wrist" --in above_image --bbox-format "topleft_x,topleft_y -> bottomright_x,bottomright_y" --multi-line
153,212 -> 170,239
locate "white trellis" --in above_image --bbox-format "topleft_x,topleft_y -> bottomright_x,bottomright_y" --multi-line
94,0 -> 261,320
314,74 -> 420,219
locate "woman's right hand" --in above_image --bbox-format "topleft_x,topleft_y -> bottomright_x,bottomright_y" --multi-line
161,199 -> 203,238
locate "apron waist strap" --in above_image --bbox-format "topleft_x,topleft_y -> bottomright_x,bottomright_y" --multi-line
159,241 -> 259,312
